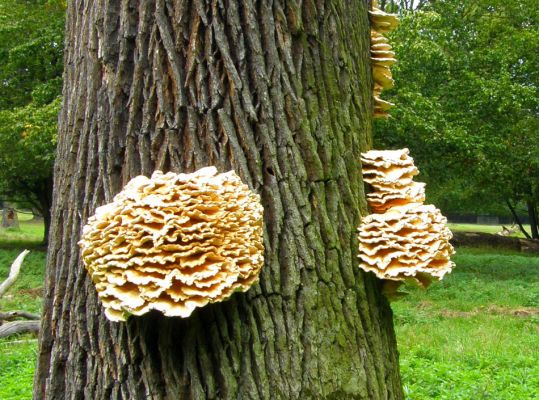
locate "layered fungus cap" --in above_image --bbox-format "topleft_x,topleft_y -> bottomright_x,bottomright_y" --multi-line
358,149 -> 455,286
358,204 -> 454,286
369,6 -> 399,118
79,167 -> 264,321
361,148 -> 425,213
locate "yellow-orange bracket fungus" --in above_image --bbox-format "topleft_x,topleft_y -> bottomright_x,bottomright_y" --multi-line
369,3 -> 399,118
79,167 -> 264,322
358,149 -> 455,288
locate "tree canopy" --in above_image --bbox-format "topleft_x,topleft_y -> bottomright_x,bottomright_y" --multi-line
375,0 -> 539,232
0,0 -> 64,242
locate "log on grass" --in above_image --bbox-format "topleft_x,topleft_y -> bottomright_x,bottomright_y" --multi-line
0,249 -> 30,298
451,231 -> 539,254
0,311 -> 40,322
0,320 -> 40,338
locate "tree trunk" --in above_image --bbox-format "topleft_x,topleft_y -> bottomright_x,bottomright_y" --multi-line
506,200 -> 531,240
1,206 -> 19,229
527,200 -> 539,239
35,1 -> 402,399
38,176 -> 54,246
42,206 -> 52,246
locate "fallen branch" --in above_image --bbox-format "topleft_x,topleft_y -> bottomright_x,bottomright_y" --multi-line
0,311 -> 40,322
0,249 -> 30,298
0,320 -> 39,338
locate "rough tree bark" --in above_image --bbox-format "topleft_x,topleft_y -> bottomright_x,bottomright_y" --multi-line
35,1 -> 403,399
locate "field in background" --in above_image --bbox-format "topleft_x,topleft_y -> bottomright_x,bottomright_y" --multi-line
394,248 -> 539,399
0,222 -> 538,399
0,213 -> 44,249
448,223 -> 531,239
0,216 -> 45,399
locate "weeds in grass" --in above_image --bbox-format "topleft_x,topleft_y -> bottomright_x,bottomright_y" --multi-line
393,248 -> 539,399
0,338 -> 38,400
0,224 -> 45,399
0,218 -> 45,249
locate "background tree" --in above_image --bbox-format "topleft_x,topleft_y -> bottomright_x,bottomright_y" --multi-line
0,0 -> 64,244
34,1 -> 403,399
375,0 -> 539,236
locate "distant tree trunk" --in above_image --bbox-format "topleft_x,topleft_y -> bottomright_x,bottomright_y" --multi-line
506,200 -> 532,240
1,206 -> 19,229
527,200 -> 539,239
35,1 -> 403,399
35,177 -> 53,245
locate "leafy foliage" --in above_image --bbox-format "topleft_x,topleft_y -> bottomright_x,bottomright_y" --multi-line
0,98 -> 59,198
0,0 -> 64,109
0,0 -> 64,242
375,0 -> 539,218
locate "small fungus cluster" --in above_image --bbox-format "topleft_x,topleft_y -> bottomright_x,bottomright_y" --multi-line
79,167 -> 264,322
369,3 -> 399,118
358,149 -> 455,287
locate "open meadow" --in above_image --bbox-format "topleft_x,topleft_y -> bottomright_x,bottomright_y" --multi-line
0,216 -> 45,399
0,222 -> 538,399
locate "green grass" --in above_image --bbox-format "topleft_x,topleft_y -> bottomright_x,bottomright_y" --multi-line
0,214 -> 44,249
394,248 -> 539,399
449,223 -> 531,239
0,339 -> 38,400
0,250 -> 46,314
0,221 -> 46,400
15,212 -> 37,223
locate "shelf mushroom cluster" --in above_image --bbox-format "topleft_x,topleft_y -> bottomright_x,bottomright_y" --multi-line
369,4 -> 399,118
358,149 -> 455,287
79,167 -> 264,322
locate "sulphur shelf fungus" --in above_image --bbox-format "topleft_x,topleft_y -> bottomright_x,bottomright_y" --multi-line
358,149 -> 455,290
361,149 -> 425,213
369,3 -> 399,118
78,167 -> 264,322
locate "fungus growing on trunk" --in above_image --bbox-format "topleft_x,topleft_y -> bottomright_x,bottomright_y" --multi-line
79,167 -> 264,322
358,149 -> 455,288
369,4 -> 399,118
361,148 -> 425,213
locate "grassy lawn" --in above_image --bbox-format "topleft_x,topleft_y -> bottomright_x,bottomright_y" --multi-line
1,220 -> 538,398
393,248 -> 539,399
448,223 -> 532,239
0,218 -> 45,400
0,213 -> 44,249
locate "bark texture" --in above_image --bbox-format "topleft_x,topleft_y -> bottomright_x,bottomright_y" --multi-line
35,1 -> 402,399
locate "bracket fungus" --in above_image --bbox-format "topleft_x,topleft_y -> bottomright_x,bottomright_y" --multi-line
369,3 -> 399,118
79,167 -> 264,322
358,149 -> 455,288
